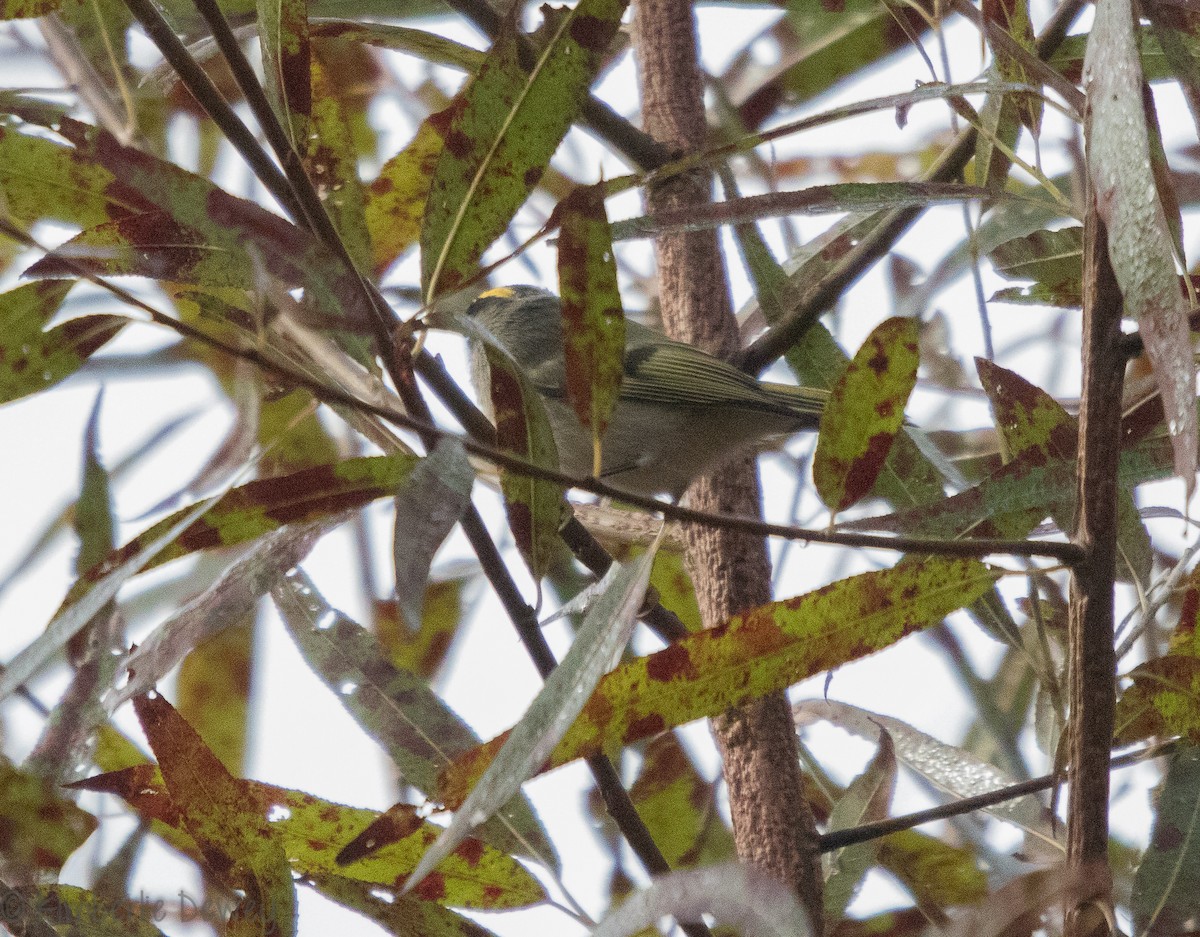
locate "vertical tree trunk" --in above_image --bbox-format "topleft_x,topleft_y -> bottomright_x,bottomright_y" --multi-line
633,0 -> 824,926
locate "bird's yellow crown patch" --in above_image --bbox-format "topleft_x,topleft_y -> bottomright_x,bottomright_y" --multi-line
479,287 -> 515,299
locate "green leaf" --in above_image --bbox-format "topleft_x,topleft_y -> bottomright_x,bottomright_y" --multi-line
420,0 -> 629,298
73,453 -> 419,591
626,734 -> 734,868
258,0 -> 311,153
15,119 -> 374,329
824,728 -> 897,919
177,618 -> 255,774
0,757 -> 96,876
133,693 -> 297,937
308,46 -> 372,270
16,885 -> 168,937
0,0 -> 59,18
72,764 -> 546,910
1115,656 -> 1200,745
403,540 -> 659,892
365,115 -> 444,275
440,557 -> 999,801
877,830 -> 988,909
556,183 -> 625,465
1085,0 -> 1197,489
478,332 -> 565,581
813,317 -> 919,513
271,567 -> 558,871
977,358 -> 1151,583
1133,745 -> 1200,935
392,440 -> 474,634
0,281 -> 124,405
988,226 -> 1083,306
734,0 -> 936,128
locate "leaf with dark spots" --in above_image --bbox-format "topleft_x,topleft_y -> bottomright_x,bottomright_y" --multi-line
479,340 -> 564,580
365,116 -> 444,275
439,558 -> 997,804
556,184 -> 625,463
1133,746 -> 1200,934
133,693 -> 296,936
18,119 -> 373,329
0,280 -> 125,405
978,358 -> 1152,584
74,763 -> 545,910
419,0 -> 629,298
814,317 -> 919,513
65,454 -> 418,605
272,567 -> 556,869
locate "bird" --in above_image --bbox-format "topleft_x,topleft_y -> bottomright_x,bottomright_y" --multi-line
465,285 -> 828,498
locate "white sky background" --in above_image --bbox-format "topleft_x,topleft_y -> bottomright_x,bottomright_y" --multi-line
0,1 -> 1193,934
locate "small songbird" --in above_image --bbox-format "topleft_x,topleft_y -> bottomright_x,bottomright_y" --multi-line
466,285 -> 828,498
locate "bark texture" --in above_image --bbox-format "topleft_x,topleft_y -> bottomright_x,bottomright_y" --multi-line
633,0 -> 824,926
1064,189 -> 1122,937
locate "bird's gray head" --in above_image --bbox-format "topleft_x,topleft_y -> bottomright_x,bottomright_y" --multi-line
465,286 -> 563,371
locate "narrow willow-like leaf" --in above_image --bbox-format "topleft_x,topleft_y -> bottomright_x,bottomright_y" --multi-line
17,886 -> 168,937
272,568 -> 557,870
440,557 -> 999,803
71,764 -> 546,910
257,0 -> 310,152
306,873 -> 505,936
475,328 -> 564,581
108,523 -> 327,708
1115,656 -> 1200,744
557,184 -> 625,464
1133,745 -> 1200,935
610,183 -> 1020,242
988,226 -> 1083,303
420,0 -> 628,298
308,50 -> 372,271
837,429 -> 1177,541
392,439 -> 473,633
824,729 -> 897,919
365,116 -> 444,275
12,118 -> 373,329
0,757 -> 96,876
1085,0 -> 1197,489
814,317 -> 919,513
0,483 -> 238,702
877,831 -> 988,909
133,694 -> 297,937
796,700 -> 1060,847
67,453 -> 418,604
0,281 -> 124,405
177,619 -> 255,774
404,539 -> 659,893
732,0 -> 934,128
590,863 -> 813,937
977,358 -> 1151,584
627,733 -> 734,868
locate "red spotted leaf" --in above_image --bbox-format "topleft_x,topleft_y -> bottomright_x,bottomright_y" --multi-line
814,317 -> 919,513
0,281 -> 125,405
439,557 -> 998,806
420,0 -> 629,298
556,183 -> 625,463
133,693 -> 296,937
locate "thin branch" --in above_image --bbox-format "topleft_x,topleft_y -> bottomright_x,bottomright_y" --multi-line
818,740 -> 1178,851
1064,175 -> 1125,936
738,0 -> 1089,374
